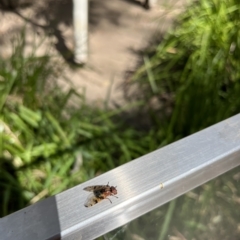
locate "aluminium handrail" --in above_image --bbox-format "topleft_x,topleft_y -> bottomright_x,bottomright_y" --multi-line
1,114 -> 240,240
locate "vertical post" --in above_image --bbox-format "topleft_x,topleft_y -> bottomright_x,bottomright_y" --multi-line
149,0 -> 158,8
73,0 -> 88,64
144,0 -> 158,9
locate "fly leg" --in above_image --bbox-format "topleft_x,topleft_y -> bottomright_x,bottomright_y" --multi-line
110,193 -> 118,198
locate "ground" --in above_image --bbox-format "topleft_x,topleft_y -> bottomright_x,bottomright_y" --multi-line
0,0 -> 188,107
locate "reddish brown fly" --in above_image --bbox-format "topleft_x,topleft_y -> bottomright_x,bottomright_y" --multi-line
83,182 -> 118,207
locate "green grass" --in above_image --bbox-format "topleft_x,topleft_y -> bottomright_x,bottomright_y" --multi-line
132,0 -> 240,143
0,32 -> 153,217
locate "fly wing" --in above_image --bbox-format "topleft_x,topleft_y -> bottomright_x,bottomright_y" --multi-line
83,186 -> 95,192
84,193 -> 102,207
83,185 -> 107,192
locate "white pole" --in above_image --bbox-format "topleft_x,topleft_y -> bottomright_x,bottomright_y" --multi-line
148,0 -> 158,8
73,0 -> 88,64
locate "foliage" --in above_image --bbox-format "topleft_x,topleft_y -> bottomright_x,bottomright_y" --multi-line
0,32 -> 152,217
132,0 -> 240,143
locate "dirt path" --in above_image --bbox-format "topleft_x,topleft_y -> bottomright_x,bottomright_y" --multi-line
0,0 -> 188,107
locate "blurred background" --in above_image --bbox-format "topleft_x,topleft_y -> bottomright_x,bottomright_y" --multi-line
0,0 -> 240,239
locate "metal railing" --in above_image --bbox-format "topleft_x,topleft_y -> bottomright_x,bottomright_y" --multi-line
1,114 -> 240,240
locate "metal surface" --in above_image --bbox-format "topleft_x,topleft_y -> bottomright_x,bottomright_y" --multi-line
1,114 -> 240,240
